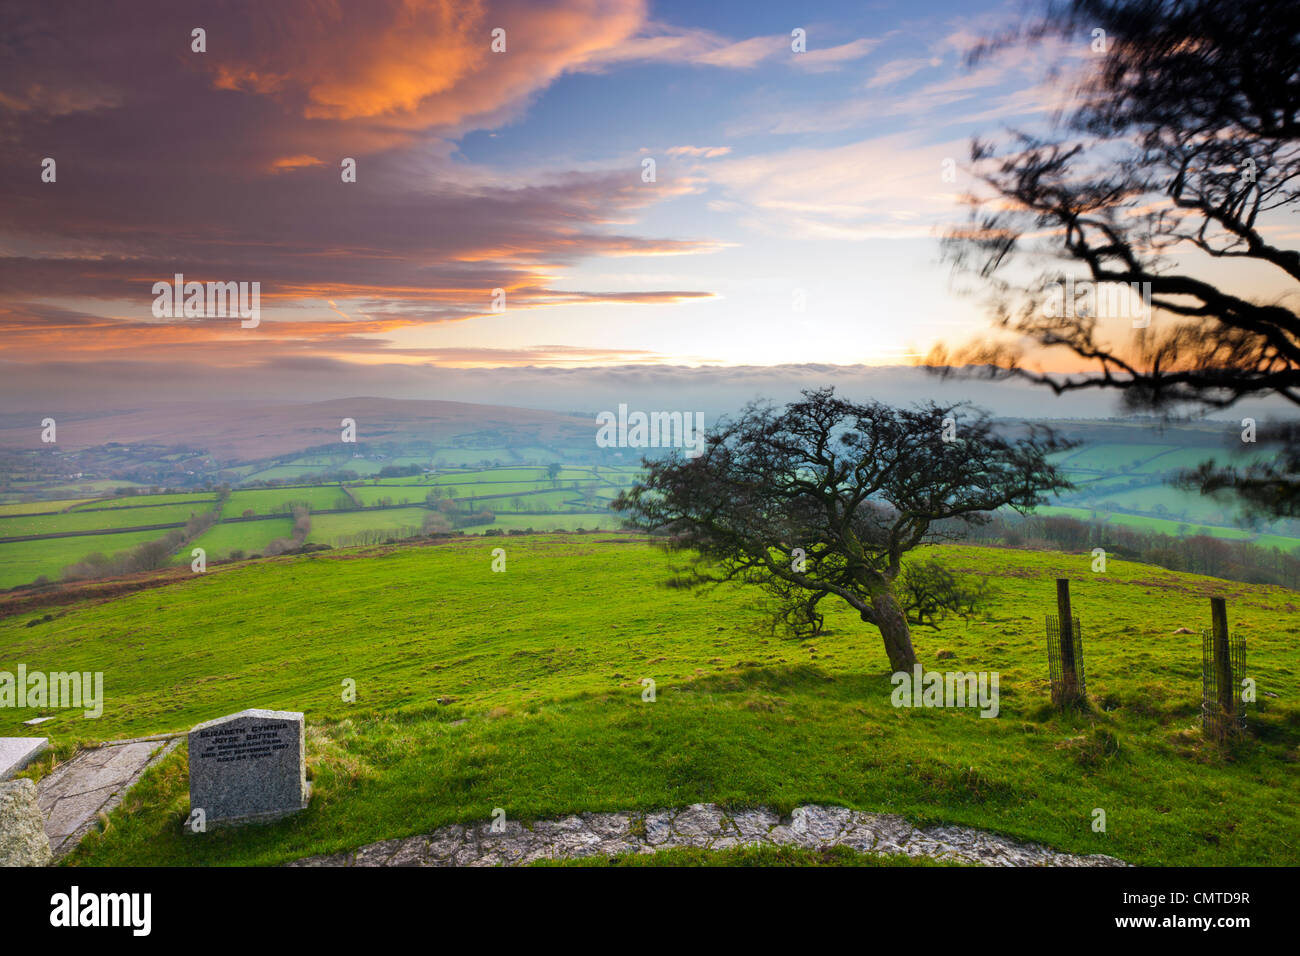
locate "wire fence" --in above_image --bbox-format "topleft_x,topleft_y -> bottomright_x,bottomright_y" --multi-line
1046,614 -> 1085,706
1201,627 -> 1247,740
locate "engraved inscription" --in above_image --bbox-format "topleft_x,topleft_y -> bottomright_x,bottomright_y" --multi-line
197,722 -> 290,765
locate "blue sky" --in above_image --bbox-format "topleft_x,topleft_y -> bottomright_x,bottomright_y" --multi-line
423,0 -> 1075,367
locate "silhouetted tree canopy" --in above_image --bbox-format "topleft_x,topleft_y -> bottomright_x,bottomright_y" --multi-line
612,388 -> 1071,671
932,0 -> 1300,518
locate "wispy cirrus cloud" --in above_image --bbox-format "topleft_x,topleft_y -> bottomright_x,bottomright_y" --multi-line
791,36 -> 886,72
704,133 -> 969,241
864,56 -> 939,89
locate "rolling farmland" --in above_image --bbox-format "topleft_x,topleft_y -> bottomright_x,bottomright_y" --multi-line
0,465 -> 642,589
2,420 -> 1297,595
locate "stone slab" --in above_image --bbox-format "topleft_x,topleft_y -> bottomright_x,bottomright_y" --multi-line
37,736 -> 182,857
0,737 -> 48,780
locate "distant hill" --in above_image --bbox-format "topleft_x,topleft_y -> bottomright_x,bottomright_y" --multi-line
0,398 -> 595,461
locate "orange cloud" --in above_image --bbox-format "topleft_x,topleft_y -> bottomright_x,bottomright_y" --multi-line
268,154 -> 326,173
201,0 -> 648,142
666,145 -> 732,158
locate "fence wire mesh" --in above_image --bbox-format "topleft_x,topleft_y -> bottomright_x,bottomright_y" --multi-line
1046,615 -> 1085,705
1202,627 -> 1246,739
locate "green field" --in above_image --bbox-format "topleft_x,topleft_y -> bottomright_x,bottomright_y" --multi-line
0,498 -> 97,516
1055,443 -> 1174,472
429,467 -> 604,484
487,513 -> 623,531
69,493 -> 218,511
1068,474 -> 1145,490
514,446 -> 564,464
306,508 -> 431,544
429,448 -> 515,466
1035,505 -> 1300,551
406,480 -> 563,497
357,475 -> 438,487
1132,447 -> 1262,473
459,489 -> 582,512
242,466 -> 336,482
225,487 -> 353,516
1094,484 -> 1236,524
0,502 -> 213,537
0,528 -> 171,588
347,486 -> 433,507
3,536 -> 1296,867
1056,442 -> 1268,477
27,479 -> 145,495
186,519 -> 296,561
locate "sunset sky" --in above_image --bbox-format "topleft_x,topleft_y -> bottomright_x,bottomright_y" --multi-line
2,0 -> 1292,412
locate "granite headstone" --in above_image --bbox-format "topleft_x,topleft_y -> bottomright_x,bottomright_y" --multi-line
188,709 -> 308,828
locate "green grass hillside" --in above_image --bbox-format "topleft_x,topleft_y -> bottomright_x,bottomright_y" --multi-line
2,535 -> 1296,867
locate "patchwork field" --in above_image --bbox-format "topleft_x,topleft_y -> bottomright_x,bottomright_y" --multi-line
0,498 -> 98,516
346,486 -> 436,507
1035,507 -> 1261,541
487,513 -> 623,531
1045,435 -> 1300,550
306,508 -> 431,545
0,466 -> 642,591
186,519 -> 296,561
69,494 -> 220,511
0,503 -> 213,538
2,536 -> 1296,868
2,445 -> 1293,602
0,529 -> 170,588
225,487 -> 354,516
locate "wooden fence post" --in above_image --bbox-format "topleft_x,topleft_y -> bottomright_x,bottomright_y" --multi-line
1210,596 -> 1235,727
1056,578 -> 1080,702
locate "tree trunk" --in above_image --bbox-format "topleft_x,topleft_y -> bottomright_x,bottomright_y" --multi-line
864,584 -> 918,672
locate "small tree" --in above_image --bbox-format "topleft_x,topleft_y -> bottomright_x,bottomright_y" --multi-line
613,389 -> 1071,671
422,512 -> 452,535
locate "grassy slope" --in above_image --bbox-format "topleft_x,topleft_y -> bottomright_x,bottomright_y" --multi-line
2,536 -> 1296,867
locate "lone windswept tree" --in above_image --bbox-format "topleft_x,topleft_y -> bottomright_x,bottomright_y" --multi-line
613,389 -> 1072,672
